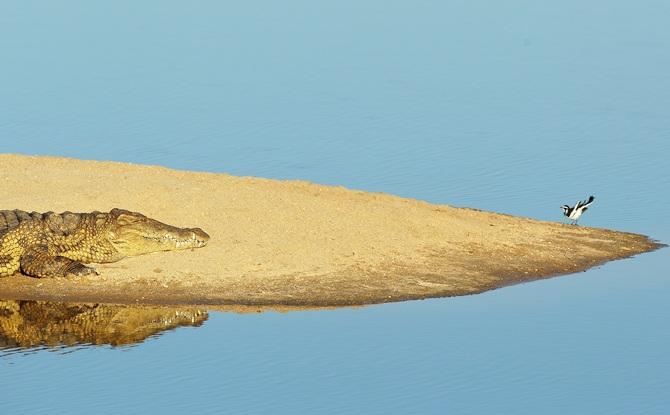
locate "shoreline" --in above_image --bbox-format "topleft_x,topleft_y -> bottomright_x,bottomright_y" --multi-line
0,154 -> 663,307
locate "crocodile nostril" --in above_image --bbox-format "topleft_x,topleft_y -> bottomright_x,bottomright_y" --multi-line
191,228 -> 210,242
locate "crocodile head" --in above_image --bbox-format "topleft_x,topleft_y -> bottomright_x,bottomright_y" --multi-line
106,208 -> 210,257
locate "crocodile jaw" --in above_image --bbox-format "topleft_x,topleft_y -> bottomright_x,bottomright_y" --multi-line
107,209 -> 210,257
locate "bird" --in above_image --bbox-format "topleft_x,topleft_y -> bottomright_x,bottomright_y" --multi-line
561,195 -> 595,225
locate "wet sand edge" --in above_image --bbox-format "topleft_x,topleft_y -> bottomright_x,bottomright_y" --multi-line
0,237 -> 662,308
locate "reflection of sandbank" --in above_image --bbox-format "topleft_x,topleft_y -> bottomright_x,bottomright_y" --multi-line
0,300 -> 207,349
0,154 -> 663,306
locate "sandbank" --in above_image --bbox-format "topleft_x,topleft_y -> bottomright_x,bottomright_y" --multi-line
0,154 -> 662,306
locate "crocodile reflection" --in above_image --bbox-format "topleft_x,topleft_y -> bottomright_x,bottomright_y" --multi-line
0,300 -> 208,349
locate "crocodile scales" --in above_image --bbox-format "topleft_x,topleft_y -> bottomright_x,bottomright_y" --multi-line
0,208 -> 209,278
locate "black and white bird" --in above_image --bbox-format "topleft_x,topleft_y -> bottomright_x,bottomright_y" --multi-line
561,195 -> 595,225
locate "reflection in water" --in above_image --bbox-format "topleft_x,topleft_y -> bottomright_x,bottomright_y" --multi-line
0,300 -> 208,350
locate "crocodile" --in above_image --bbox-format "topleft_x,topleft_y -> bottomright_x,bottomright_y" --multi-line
0,208 -> 209,278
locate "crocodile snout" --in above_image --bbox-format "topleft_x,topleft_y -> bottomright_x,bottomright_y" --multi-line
191,228 -> 210,245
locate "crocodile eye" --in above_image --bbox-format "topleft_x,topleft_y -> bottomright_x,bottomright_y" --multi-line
117,213 -> 144,225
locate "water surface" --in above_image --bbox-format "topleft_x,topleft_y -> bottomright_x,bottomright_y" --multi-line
1,0 -> 669,414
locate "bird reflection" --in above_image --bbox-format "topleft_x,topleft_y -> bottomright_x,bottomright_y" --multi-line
0,300 -> 208,349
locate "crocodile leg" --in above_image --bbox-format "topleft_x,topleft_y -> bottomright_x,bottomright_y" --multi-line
0,253 -> 21,277
20,246 -> 99,278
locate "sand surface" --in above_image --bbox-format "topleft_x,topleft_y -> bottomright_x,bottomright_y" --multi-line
0,154 -> 662,306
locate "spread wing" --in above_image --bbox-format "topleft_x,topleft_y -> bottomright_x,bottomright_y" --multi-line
577,196 -> 595,210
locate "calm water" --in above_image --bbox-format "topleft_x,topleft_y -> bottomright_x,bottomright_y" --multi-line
1,1 -> 669,413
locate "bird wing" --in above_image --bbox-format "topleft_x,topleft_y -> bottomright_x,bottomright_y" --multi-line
577,195 -> 595,209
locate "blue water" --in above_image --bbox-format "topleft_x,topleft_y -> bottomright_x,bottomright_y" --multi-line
1,1 -> 669,413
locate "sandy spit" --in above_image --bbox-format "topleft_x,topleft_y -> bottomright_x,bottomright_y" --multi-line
0,154 -> 663,306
